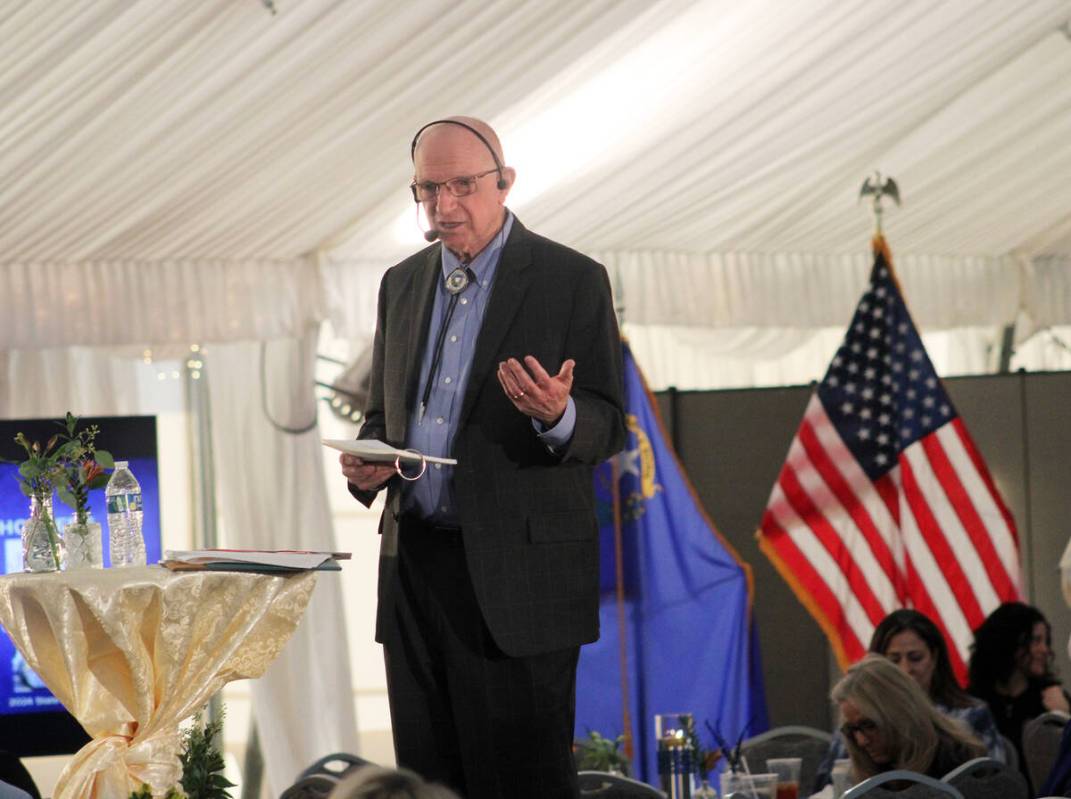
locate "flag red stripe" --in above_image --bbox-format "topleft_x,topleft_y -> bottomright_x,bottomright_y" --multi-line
921,433 -> 1017,601
899,453 -> 986,631
900,548 -> 968,682
758,242 -> 1022,681
951,419 -> 1021,553
777,462 -> 888,626
875,474 -> 900,532
884,471 -> 971,683
797,419 -> 901,595
759,510 -> 866,664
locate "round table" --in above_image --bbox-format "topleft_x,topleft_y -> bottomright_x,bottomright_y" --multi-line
0,566 -> 316,799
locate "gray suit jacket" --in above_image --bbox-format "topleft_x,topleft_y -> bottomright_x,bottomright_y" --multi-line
351,217 -> 626,657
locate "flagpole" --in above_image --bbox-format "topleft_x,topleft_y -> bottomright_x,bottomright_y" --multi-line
610,452 -> 635,762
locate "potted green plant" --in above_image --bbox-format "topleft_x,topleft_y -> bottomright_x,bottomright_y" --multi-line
129,712 -> 235,799
574,730 -> 631,776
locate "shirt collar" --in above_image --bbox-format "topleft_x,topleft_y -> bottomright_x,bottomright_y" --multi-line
440,210 -> 514,284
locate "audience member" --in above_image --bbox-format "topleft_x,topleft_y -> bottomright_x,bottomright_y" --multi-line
831,655 -> 984,785
967,601 -> 1070,774
812,609 -> 1003,792
329,766 -> 460,799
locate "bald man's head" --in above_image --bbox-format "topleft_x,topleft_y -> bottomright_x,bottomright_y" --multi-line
410,116 -> 515,261
412,116 -> 505,165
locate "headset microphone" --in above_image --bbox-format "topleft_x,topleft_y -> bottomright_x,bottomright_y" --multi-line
424,229 -> 440,242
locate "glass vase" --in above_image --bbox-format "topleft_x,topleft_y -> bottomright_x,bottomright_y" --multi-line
23,494 -> 64,572
693,779 -> 716,799
64,515 -> 103,569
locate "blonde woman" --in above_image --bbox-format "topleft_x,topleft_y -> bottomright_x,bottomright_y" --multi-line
329,766 -> 460,799
832,654 -> 985,783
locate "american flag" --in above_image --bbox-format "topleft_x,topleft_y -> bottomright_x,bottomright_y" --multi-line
756,238 -> 1021,681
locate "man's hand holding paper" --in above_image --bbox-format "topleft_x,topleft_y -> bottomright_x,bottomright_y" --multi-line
339,453 -> 395,491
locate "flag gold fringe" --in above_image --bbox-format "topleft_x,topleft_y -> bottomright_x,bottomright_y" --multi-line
755,529 -> 851,672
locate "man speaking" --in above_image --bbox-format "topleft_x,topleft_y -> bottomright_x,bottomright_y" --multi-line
341,116 -> 625,799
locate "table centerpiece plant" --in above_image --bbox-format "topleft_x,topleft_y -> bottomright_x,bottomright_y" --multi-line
54,413 -> 113,569
6,430 -> 67,572
3,413 -> 113,572
574,730 -> 631,776
128,711 -> 235,799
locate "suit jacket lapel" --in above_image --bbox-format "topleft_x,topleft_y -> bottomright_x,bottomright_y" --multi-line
459,219 -> 533,428
402,247 -> 442,425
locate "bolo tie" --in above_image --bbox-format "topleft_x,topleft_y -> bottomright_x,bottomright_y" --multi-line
418,265 -> 476,424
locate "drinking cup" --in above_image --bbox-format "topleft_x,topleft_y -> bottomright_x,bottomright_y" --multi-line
719,771 -> 778,799
830,758 -> 852,799
766,758 -> 801,799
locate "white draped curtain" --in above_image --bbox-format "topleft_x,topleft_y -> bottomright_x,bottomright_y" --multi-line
323,250 -> 1071,390
204,332 -> 359,793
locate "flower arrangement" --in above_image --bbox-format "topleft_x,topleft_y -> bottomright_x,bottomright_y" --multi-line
6,430 -> 69,571
3,413 -> 113,571
706,717 -> 754,775
693,721 -> 722,781
54,413 -> 113,525
574,730 -> 631,776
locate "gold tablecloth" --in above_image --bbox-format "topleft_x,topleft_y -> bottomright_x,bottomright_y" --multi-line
0,566 -> 316,799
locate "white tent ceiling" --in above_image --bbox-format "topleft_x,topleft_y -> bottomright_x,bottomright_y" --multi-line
2,0 -> 1071,381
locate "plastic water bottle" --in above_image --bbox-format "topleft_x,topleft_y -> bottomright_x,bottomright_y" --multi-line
106,461 -> 146,567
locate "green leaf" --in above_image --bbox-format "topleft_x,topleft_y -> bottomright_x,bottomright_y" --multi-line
18,482 -> 33,499
56,486 -> 78,512
95,450 -> 115,469
86,474 -> 109,489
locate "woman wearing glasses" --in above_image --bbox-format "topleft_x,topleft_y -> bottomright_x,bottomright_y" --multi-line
832,655 -> 984,786
812,609 -> 1004,793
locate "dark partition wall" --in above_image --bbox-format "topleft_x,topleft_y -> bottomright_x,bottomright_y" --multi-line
654,371 -> 1071,730
1022,372 -> 1071,686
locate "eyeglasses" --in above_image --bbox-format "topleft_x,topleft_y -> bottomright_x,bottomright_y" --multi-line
410,169 -> 499,202
841,718 -> 879,740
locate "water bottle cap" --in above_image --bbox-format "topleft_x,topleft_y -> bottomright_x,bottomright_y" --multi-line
115,461 -> 128,468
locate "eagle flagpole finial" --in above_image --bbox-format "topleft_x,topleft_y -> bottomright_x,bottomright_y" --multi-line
859,171 -> 901,236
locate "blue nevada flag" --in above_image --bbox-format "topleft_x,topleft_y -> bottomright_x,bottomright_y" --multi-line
575,341 -> 768,784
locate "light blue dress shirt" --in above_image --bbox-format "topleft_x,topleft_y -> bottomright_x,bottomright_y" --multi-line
403,212 -> 575,525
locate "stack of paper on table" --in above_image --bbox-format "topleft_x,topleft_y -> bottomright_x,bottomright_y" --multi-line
161,549 -> 350,573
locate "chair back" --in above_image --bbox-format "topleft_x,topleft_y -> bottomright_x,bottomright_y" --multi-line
842,770 -> 964,799
942,756 -> 1028,799
1023,711 -> 1070,790
577,771 -> 666,798
998,734 -> 1018,774
279,774 -> 338,799
741,725 -> 833,794
299,753 -> 371,781
281,753 -> 372,799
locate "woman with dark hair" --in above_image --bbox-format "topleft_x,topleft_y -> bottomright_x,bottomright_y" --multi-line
967,601 -> 1069,770
832,655 -> 984,785
812,609 -> 1004,793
